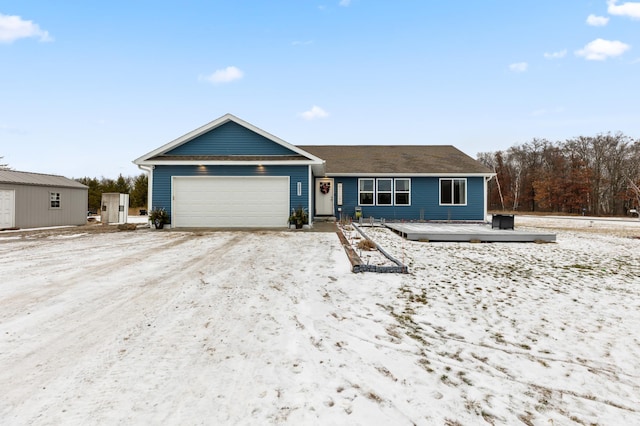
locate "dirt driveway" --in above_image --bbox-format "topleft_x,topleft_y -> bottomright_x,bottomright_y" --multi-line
1,222 -> 639,425
1,229 -> 376,424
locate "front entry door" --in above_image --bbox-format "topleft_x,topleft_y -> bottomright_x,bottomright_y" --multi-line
315,178 -> 334,216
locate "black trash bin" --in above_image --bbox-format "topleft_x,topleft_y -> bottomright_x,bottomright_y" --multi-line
492,214 -> 514,230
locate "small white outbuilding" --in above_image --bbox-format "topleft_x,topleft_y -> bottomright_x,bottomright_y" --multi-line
100,193 -> 129,225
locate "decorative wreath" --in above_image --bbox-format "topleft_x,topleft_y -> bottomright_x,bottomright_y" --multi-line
320,182 -> 331,194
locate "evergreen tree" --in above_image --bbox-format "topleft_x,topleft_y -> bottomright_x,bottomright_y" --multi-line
130,173 -> 148,207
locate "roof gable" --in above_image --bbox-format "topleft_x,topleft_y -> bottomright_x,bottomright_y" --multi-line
165,121 -> 298,156
134,114 -> 323,166
299,145 -> 493,175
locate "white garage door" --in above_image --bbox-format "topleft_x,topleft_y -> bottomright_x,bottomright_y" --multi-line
0,189 -> 15,229
172,176 -> 290,227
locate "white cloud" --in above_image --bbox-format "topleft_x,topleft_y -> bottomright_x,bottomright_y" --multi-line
339,0 -> 352,6
607,0 -> 640,19
509,62 -> 528,72
586,14 -> 610,26
575,38 -> 630,60
299,106 -> 329,120
200,66 -> 244,84
0,13 -> 52,43
291,40 -> 313,46
544,49 -> 567,59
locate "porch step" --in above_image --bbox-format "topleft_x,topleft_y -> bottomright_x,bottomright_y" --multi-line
313,216 -> 336,222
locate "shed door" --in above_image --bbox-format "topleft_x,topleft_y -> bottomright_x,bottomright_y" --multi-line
0,189 -> 15,229
172,176 -> 290,227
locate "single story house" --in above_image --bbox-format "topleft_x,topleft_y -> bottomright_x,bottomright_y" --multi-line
133,114 -> 494,228
0,170 -> 88,230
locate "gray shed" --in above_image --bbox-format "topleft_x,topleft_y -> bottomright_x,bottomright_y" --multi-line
0,170 -> 88,230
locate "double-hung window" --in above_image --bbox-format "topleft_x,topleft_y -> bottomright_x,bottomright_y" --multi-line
440,178 -> 466,205
50,192 -> 61,209
394,179 -> 410,205
376,179 -> 392,205
358,178 -> 411,206
359,179 -> 374,205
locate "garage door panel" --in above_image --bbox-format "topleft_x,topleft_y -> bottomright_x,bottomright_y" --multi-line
173,177 -> 290,227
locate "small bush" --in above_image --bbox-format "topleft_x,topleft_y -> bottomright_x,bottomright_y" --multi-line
357,239 -> 377,251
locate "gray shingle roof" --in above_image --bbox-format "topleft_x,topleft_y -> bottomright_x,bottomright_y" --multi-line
0,170 -> 88,189
299,145 -> 493,175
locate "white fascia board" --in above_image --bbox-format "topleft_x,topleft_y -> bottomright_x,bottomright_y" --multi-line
133,113 -> 325,164
137,160 -> 323,166
133,114 -> 234,164
226,115 -> 325,163
325,172 -> 496,178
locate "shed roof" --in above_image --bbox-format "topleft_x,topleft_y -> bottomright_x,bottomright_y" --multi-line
298,145 -> 493,175
0,169 -> 88,189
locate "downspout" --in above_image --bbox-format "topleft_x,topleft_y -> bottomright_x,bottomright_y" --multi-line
484,175 -> 494,223
308,165 -> 313,226
137,164 -> 154,225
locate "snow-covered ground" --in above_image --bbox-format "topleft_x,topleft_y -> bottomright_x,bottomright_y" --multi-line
1,217 -> 639,425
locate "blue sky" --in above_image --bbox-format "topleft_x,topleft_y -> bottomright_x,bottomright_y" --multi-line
1,1 -> 639,178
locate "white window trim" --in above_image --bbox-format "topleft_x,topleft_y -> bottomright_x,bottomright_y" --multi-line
439,178 -> 467,206
358,178 -> 375,205
50,192 -> 61,209
394,178 -> 411,206
376,178 -> 393,206
358,177 -> 412,206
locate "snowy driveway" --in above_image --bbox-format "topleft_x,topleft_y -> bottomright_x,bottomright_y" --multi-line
1,222 -> 640,425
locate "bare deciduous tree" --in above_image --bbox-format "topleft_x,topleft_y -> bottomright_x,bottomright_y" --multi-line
479,133 -> 640,216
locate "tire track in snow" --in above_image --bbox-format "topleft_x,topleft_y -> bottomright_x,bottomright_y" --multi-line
0,232 -> 244,422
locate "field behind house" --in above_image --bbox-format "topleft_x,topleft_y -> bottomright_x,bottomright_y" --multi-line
0,216 -> 639,425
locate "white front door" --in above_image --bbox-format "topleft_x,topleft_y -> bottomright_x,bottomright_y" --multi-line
315,178 -> 334,216
0,189 -> 15,229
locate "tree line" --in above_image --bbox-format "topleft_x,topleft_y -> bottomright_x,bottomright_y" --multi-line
477,132 -> 640,216
76,174 -> 148,212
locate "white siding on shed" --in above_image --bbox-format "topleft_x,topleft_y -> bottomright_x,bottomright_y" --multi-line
172,176 -> 290,227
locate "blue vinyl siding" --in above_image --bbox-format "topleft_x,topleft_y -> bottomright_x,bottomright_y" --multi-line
334,176 -> 486,221
166,121 -> 297,156
152,165 -> 309,222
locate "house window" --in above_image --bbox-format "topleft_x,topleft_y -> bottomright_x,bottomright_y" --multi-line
50,192 -> 61,208
440,178 -> 466,205
395,178 -> 411,205
359,178 -> 412,206
376,179 -> 393,205
359,179 -> 374,205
